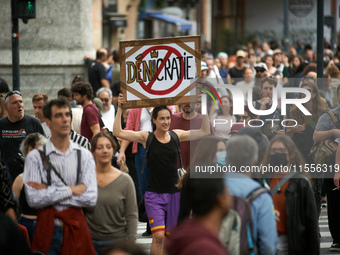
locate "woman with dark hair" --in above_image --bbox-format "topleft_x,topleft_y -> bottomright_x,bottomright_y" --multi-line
263,54 -> 281,78
286,79 -> 327,159
113,94 -> 210,255
265,135 -> 319,255
211,96 -> 236,141
85,132 -> 137,254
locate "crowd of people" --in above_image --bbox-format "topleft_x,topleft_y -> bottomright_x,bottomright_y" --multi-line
1,39 -> 340,255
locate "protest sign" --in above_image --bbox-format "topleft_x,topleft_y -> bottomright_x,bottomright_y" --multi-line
119,36 -> 201,108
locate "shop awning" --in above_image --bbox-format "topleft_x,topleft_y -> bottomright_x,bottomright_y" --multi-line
146,13 -> 192,31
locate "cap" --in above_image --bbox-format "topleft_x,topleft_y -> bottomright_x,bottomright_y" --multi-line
236,50 -> 246,58
254,62 -> 268,71
217,52 -> 228,58
201,61 -> 209,71
230,123 -> 246,134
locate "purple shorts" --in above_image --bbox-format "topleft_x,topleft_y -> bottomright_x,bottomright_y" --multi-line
144,191 -> 180,235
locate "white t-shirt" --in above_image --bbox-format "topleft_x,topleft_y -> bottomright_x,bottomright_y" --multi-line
140,108 -> 153,132
101,106 -> 115,132
42,122 -> 51,138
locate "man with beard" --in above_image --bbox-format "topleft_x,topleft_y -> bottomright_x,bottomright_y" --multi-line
169,103 -> 214,170
71,81 -> 101,141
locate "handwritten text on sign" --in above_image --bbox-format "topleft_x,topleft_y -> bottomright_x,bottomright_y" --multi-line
125,42 -> 197,100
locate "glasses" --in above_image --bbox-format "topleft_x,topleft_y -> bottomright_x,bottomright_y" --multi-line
100,98 -> 110,103
270,148 -> 287,154
240,115 -> 249,120
256,69 -> 266,73
4,90 -> 21,102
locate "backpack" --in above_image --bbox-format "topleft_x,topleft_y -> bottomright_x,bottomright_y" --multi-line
88,104 -> 120,152
309,109 -> 340,165
141,130 -> 184,174
220,187 -> 268,255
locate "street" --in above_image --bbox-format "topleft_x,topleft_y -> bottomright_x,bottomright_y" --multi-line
136,207 -> 335,255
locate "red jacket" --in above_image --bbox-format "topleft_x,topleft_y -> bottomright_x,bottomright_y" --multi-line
124,108 -> 143,154
32,207 -> 95,255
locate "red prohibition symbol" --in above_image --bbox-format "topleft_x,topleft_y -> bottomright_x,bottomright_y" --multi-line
137,45 -> 184,95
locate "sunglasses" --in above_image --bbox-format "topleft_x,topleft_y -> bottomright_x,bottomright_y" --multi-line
4,90 -> 21,102
100,98 -> 110,103
256,69 -> 266,73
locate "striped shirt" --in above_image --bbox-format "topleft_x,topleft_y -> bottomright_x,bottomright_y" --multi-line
23,139 -> 97,212
70,130 -> 91,150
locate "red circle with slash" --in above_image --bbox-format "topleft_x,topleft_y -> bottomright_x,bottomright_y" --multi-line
137,45 -> 184,95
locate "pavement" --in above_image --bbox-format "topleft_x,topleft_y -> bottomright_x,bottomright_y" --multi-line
135,206 -> 335,255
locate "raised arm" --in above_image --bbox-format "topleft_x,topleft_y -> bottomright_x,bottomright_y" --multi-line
113,94 -> 148,146
174,114 -> 210,142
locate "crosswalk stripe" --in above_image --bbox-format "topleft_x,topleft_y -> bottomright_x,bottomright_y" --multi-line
321,232 -> 332,237
320,242 -> 333,249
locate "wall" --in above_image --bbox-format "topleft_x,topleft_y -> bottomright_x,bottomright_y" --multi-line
0,0 -> 94,115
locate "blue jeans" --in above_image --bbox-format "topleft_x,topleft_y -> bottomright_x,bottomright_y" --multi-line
48,225 -> 63,255
135,144 -> 149,197
92,239 -> 116,255
18,216 -> 36,245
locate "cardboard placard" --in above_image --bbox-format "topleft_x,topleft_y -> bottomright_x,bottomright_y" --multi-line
119,36 -> 201,108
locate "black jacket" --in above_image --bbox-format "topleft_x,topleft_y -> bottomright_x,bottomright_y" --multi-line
285,174 -> 320,255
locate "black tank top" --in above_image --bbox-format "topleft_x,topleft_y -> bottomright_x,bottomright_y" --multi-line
146,134 -> 180,193
19,177 -> 37,216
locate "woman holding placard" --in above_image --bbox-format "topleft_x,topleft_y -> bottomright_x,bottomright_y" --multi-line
113,93 -> 210,255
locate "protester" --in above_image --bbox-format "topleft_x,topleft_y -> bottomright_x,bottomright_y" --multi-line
0,161 -> 16,221
165,172 -> 231,255
85,132 -> 137,253
313,84 -> 340,252
12,133 -> 47,244
97,87 -> 116,132
32,93 -> 51,137
113,93 -> 210,255
84,48 -> 110,94
170,103 -> 215,170
224,135 -> 277,255
24,97 -> 97,254
177,136 -> 226,224
265,135 -> 319,254
71,81 -> 102,141
0,90 -> 45,183
211,96 -> 236,141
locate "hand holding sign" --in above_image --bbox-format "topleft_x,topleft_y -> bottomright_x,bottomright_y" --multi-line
118,93 -> 126,108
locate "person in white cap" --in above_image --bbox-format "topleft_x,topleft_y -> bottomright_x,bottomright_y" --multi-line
229,50 -> 246,83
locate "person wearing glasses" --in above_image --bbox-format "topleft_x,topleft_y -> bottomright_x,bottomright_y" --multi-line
97,87 -> 116,133
0,91 -> 45,183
